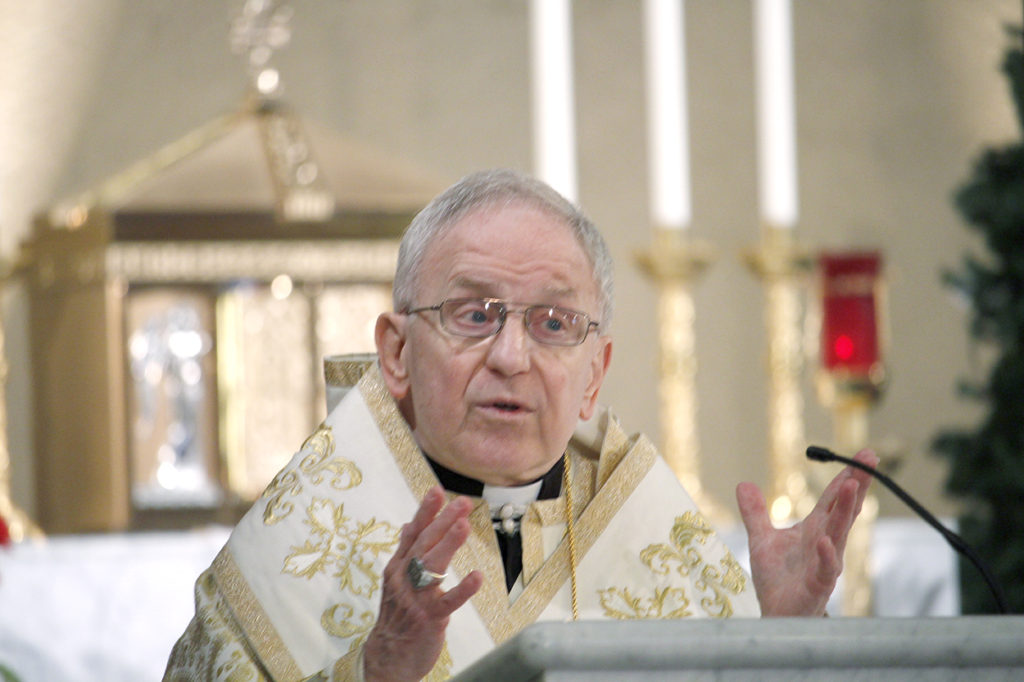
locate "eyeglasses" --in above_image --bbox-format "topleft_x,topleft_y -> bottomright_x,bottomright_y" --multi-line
406,297 -> 600,347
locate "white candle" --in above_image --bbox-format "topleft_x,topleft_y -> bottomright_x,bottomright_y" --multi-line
754,0 -> 798,228
530,0 -> 578,203
644,0 -> 691,230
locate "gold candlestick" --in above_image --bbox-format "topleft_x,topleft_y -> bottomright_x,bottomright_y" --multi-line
743,225 -> 815,523
816,250 -> 887,615
817,371 -> 886,616
636,228 -> 731,524
0,257 -> 43,542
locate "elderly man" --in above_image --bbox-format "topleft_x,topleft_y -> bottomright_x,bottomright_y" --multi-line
165,169 -> 875,681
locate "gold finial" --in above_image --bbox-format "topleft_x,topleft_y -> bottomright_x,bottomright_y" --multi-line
229,1 -> 335,222
230,0 -> 294,100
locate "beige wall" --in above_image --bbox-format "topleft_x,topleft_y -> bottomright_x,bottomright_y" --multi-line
2,0 -> 1019,522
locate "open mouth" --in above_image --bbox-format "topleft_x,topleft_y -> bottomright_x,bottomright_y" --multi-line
491,402 -> 523,412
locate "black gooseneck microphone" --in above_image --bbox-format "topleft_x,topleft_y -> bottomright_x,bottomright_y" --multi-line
806,445 -> 1010,614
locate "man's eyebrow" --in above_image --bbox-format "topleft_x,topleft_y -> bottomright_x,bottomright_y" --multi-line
449,277 -> 492,293
540,286 -> 577,300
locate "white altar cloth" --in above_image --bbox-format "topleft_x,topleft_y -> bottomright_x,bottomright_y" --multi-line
0,518 -> 958,682
0,526 -> 230,682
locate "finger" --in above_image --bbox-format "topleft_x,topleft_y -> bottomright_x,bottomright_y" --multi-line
853,448 -> 879,468
848,449 -> 878,513
818,449 -> 876,526
814,449 -> 871,517
396,486 -> 446,558
420,515 -> 472,574
815,466 -> 852,516
814,535 -> 841,585
736,482 -> 773,539
435,570 -> 484,616
409,496 -> 474,563
823,478 -> 859,553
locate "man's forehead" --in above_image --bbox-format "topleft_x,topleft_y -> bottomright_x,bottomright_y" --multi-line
423,204 -> 585,264
448,275 -> 579,300
413,202 -> 599,301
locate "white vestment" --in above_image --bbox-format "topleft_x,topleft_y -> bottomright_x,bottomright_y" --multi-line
164,362 -> 759,681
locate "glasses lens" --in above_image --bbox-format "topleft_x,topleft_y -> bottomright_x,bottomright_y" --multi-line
441,298 -> 503,337
525,306 -> 586,346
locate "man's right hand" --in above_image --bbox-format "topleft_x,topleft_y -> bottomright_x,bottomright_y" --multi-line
362,486 -> 483,681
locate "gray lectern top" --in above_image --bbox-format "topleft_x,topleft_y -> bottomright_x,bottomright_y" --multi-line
452,617 -> 1024,681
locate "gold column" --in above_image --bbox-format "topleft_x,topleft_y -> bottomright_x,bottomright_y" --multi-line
743,226 -> 815,523
835,401 -> 878,617
636,228 -> 731,523
815,250 -> 887,616
818,371 -> 885,616
0,258 -> 43,542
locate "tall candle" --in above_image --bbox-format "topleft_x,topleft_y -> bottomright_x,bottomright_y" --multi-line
644,0 -> 691,230
754,0 -> 798,228
530,0 -> 578,203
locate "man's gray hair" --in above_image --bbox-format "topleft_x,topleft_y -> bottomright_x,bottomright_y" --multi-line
392,168 -> 615,329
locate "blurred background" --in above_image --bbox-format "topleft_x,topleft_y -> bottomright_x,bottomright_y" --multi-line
2,0 -> 1018,526
0,0 -> 1021,677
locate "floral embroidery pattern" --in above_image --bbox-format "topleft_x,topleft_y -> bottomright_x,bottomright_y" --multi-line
284,497 -> 399,598
261,423 -> 362,525
280,496 -> 400,662
598,585 -> 692,619
164,572 -> 265,681
265,419 -> 449,678
599,512 -> 746,619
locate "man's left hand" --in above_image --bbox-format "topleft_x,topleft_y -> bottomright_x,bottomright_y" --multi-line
736,449 -> 878,617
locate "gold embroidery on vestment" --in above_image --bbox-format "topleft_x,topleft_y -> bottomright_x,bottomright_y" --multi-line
217,648 -> 259,681
470,437 -> 656,644
165,569 -> 267,681
360,365 -> 439,501
591,414 -> 632,490
278,494 -> 399,653
324,355 -> 376,389
598,585 -> 692,619
600,511 -> 747,620
320,602 -> 376,640
283,497 -> 399,599
260,422 -> 362,525
213,548 -> 304,680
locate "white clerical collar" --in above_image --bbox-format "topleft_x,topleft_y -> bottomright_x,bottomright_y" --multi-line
482,480 -> 543,508
483,480 -> 542,535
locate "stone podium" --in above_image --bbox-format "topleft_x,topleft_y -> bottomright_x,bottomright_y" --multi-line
452,617 -> 1024,681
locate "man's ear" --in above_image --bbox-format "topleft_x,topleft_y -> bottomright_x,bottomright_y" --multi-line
579,336 -> 613,420
375,312 -> 411,400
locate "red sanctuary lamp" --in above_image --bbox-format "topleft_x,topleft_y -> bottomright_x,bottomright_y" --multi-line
815,250 -> 886,616
818,251 -> 887,407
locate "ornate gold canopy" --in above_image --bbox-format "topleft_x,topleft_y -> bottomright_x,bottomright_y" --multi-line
22,97 -> 445,533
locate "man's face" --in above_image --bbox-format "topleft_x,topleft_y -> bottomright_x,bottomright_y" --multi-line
377,202 -> 612,486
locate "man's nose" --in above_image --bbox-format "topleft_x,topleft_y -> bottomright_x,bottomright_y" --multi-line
484,314 -> 532,375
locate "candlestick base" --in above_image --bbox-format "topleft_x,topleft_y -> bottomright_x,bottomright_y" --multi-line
817,363 -> 887,616
635,229 -> 732,525
743,225 -> 815,523
831,403 -> 878,617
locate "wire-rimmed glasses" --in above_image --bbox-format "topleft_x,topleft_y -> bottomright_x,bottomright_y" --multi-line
406,297 -> 600,347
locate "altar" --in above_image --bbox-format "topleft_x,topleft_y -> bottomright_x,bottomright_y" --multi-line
0,517 -> 960,682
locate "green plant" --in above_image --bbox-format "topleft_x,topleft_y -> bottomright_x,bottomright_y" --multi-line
933,28 -> 1024,615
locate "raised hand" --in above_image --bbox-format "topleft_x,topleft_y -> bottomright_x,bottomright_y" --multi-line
736,449 -> 878,617
363,486 -> 484,681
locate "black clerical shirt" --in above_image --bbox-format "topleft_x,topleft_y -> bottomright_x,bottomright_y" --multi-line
424,455 -> 564,591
